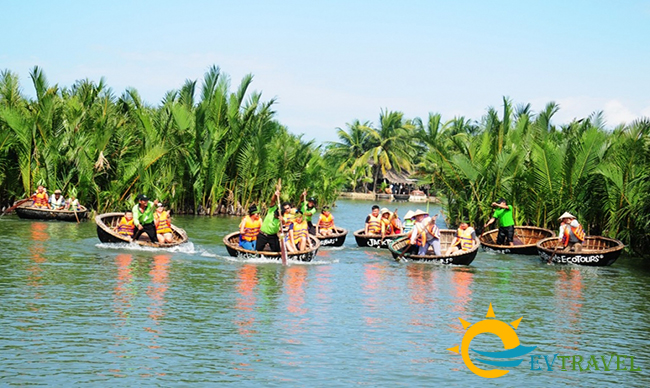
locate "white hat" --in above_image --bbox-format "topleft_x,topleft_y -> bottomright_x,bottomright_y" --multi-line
558,212 -> 576,220
380,207 -> 391,215
411,209 -> 429,219
404,210 -> 415,220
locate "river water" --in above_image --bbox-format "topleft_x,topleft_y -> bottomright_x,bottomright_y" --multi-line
1,200 -> 648,387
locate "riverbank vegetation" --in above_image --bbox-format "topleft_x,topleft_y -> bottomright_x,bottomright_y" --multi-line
325,99 -> 649,255
0,66 -> 342,215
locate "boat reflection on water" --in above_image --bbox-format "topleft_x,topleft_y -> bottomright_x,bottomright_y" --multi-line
554,268 -> 584,351
147,255 -> 170,328
450,269 -> 474,314
406,264 -> 438,328
235,264 -> 258,337
113,254 -> 134,325
362,262 -> 389,328
28,222 -> 49,313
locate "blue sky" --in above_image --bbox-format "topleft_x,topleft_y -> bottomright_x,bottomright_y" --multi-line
2,0 -> 649,142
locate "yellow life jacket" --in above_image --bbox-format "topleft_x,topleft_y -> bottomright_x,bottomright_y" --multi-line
456,227 -> 475,251
117,217 -> 135,235
155,211 -> 172,234
241,215 -> 262,241
562,224 -> 585,246
33,192 -> 49,208
318,213 -> 334,230
366,214 -> 381,235
292,221 -> 309,245
381,218 -> 393,235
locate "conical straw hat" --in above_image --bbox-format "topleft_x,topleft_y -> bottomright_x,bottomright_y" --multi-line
558,212 -> 576,220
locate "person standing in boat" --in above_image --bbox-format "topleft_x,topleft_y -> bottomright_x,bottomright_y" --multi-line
484,198 -> 515,246
132,194 -> 159,243
365,205 -> 382,235
154,203 -> 174,244
409,209 -> 441,256
49,189 -> 66,210
32,185 -> 50,208
239,204 -> 262,250
316,206 -> 335,236
257,190 -> 282,252
558,212 -> 585,253
300,190 -> 318,235
445,221 -> 480,255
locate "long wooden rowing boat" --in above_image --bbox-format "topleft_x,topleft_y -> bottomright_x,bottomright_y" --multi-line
16,202 -> 89,222
480,226 -> 554,255
536,236 -> 624,266
314,227 -> 348,247
95,212 -> 188,248
387,231 -> 479,265
353,229 -> 408,249
223,232 -> 321,262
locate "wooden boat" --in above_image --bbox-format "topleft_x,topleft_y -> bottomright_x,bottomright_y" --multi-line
95,212 -> 188,248
536,236 -> 624,266
388,231 -> 479,265
353,229 -> 408,249
480,226 -> 554,255
393,193 -> 410,202
223,232 -> 320,262
15,201 -> 89,222
314,227 -> 348,247
376,193 -> 393,201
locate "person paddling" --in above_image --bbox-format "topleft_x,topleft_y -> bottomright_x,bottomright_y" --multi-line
558,212 -> 585,253
132,194 -> 159,243
484,198 -> 515,246
239,204 -> 262,250
49,189 -> 65,210
409,209 -> 441,256
257,190 -> 282,252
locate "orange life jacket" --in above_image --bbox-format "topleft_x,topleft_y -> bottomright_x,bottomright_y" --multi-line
381,218 -> 393,235
390,218 -> 402,234
292,221 -> 309,245
366,214 -> 381,234
456,227 -> 475,251
318,213 -> 334,230
32,192 -> 49,208
241,215 -> 262,241
562,224 -> 585,246
155,211 -> 172,234
117,217 -> 135,235
416,222 -> 440,247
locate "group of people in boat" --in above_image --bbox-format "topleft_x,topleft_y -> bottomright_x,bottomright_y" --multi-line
237,189 -> 337,253
113,194 -> 175,244
362,197 -> 587,256
31,185 -> 82,211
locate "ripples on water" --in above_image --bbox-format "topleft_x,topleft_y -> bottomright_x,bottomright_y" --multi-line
1,200 -> 649,387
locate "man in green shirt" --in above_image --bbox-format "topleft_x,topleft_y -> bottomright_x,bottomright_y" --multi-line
484,198 -> 515,246
257,190 -> 282,252
300,189 -> 317,234
132,194 -> 159,243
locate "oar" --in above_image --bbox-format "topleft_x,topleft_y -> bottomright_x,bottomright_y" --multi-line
547,239 -> 561,265
276,180 -> 288,266
0,198 -> 31,218
397,241 -> 411,262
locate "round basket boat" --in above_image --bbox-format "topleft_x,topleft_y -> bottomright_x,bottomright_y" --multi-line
353,229 -> 408,249
536,236 -> 624,266
223,232 -> 320,262
314,227 -> 348,247
388,231 -> 479,265
480,226 -> 554,255
15,202 -> 89,222
95,212 -> 188,248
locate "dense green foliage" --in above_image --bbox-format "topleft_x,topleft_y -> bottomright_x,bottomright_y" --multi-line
0,66 -> 343,214
326,98 -> 650,255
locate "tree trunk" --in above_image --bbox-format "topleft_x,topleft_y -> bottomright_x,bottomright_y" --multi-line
372,165 -> 379,193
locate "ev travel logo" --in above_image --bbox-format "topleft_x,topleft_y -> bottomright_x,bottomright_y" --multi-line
447,304 -> 641,378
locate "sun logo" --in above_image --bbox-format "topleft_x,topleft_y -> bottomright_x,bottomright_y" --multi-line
447,303 -> 536,378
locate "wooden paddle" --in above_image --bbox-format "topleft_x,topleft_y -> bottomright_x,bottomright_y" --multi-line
0,198 -> 31,218
547,238 -> 561,264
276,179 -> 288,266
397,241 -> 411,262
